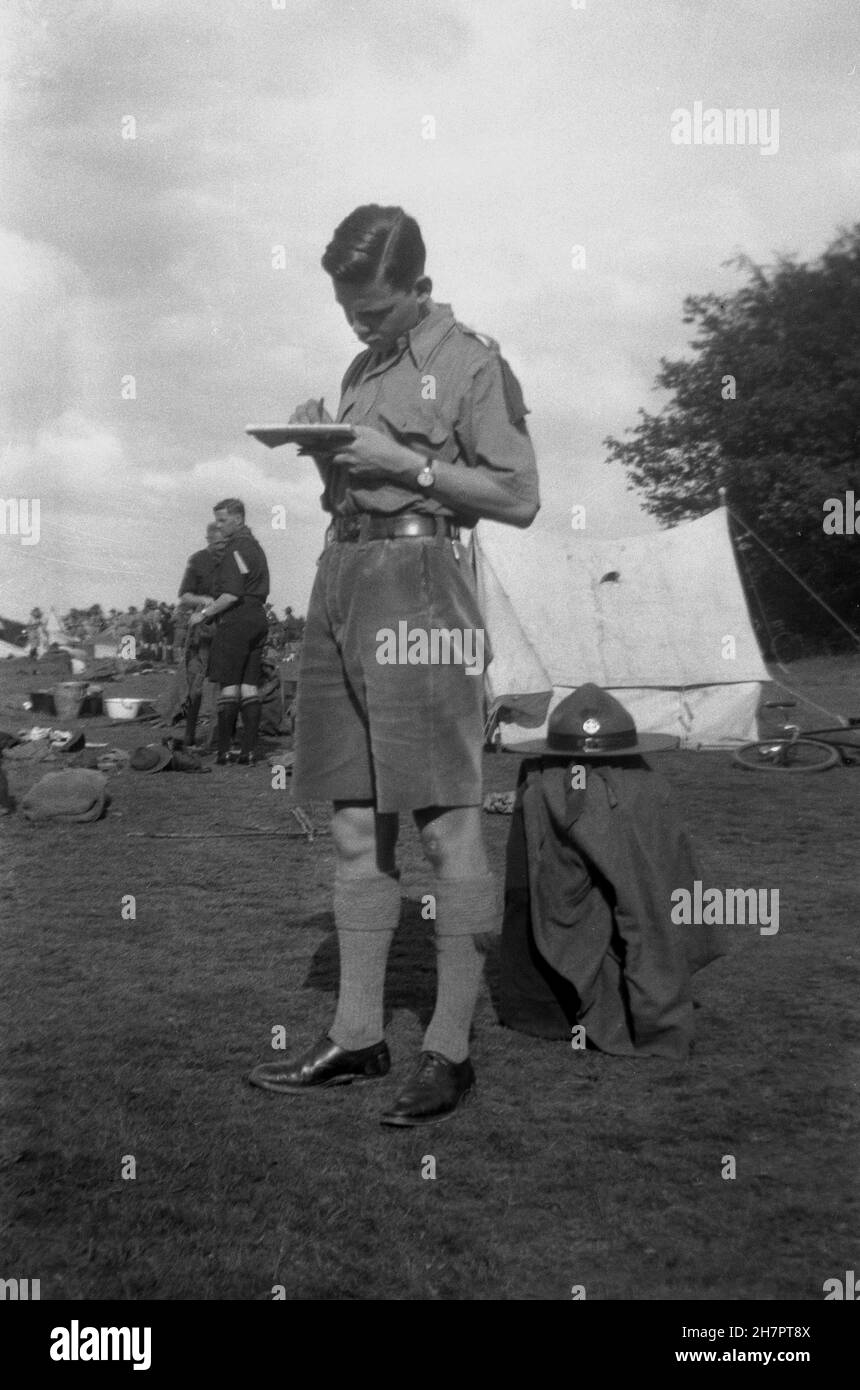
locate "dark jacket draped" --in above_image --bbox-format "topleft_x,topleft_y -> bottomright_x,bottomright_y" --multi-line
500,759 -> 724,1058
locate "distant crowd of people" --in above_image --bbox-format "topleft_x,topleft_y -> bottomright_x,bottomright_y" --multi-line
23,600 -> 304,663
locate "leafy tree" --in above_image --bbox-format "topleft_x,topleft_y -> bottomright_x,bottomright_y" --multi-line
604,224 -> 860,652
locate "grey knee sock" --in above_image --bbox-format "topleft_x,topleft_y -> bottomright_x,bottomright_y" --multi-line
329,872 -> 401,1051
422,875 -> 501,1063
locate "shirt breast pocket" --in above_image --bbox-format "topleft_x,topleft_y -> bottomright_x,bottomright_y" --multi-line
377,407 -> 459,463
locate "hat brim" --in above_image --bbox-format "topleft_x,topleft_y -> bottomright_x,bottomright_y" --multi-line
503,733 -> 680,758
130,746 -> 173,773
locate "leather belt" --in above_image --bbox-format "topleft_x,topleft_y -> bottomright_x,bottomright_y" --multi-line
327,514 -> 461,544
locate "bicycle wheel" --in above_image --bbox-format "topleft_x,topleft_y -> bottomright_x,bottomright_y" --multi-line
733,739 -> 839,773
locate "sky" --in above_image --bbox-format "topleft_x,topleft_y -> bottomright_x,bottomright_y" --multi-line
0,0 -> 857,620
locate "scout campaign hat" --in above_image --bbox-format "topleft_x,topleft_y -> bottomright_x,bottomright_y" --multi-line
506,684 -> 679,758
130,744 -> 172,774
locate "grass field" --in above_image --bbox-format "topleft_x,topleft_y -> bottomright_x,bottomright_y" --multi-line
2,655 -> 858,1300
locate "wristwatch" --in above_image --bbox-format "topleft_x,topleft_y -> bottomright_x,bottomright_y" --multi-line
416,459 -> 437,490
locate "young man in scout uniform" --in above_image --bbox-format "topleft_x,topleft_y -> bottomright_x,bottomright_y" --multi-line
176,521 -> 224,747
248,205 -> 540,1125
188,498 -> 270,766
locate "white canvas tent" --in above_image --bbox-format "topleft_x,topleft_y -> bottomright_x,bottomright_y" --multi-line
474,506 -> 770,749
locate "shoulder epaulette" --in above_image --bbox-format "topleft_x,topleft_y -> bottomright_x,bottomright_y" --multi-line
457,322 -> 500,352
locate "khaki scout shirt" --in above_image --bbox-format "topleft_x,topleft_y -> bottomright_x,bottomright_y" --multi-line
324,300 -> 539,524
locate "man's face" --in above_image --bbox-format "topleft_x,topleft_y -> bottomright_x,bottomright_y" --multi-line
333,270 -> 428,353
214,509 -> 242,539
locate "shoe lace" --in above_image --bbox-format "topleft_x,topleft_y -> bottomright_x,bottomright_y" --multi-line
416,1051 -> 450,1079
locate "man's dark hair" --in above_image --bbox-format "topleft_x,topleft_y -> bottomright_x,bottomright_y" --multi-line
321,205 -> 426,290
214,498 -> 245,520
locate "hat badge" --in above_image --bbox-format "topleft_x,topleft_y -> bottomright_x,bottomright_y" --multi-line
582,717 -> 601,735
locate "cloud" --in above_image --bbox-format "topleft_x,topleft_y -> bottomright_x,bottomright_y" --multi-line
0,0 -> 857,619
187,451 -> 323,523
0,229 -> 90,430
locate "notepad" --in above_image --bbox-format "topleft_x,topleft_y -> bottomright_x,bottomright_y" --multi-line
245,424 -> 356,450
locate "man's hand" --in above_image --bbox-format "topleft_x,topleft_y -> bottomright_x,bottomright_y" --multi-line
289,398 -> 339,464
332,425 -> 422,483
289,399 -> 333,425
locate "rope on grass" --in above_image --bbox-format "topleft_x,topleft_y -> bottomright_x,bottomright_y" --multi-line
126,828 -> 329,840
127,809 -> 327,842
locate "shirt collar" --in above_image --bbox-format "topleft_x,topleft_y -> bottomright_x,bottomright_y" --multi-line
404,300 -> 456,370
365,300 -> 456,374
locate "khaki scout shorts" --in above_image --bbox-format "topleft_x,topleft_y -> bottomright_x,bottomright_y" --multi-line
292,533 -> 490,813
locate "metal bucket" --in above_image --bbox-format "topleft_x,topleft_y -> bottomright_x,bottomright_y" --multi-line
54,681 -> 87,720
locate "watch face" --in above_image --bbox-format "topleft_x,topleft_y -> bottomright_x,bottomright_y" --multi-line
417,467 -> 434,488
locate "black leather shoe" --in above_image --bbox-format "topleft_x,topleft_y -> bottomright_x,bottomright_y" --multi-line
248,1034 -> 390,1093
236,751 -> 257,766
380,1051 -> 475,1127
